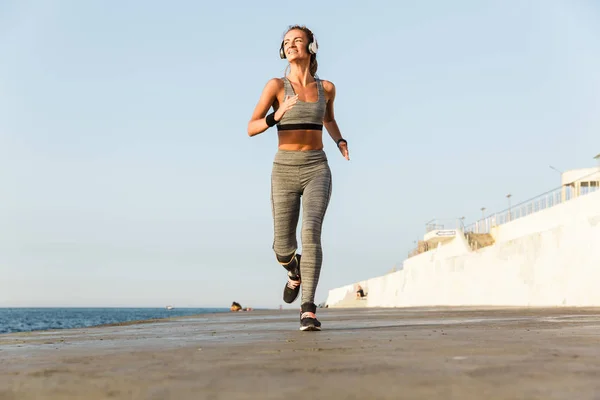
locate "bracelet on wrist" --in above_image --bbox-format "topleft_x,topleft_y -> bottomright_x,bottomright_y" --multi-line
336,138 -> 347,148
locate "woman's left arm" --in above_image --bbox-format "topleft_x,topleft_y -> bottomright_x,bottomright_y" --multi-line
322,80 -> 349,160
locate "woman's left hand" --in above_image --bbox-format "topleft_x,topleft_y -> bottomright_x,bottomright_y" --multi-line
338,141 -> 349,160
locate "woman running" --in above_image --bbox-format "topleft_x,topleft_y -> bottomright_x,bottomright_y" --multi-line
247,25 -> 349,331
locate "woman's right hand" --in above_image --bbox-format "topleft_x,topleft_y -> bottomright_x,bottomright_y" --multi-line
274,94 -> 298,121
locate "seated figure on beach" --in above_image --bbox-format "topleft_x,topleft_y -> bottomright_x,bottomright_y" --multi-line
356,285 -> 366,299
230,302 -> 253,312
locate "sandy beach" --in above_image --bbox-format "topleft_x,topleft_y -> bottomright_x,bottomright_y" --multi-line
2,306 -> 600,399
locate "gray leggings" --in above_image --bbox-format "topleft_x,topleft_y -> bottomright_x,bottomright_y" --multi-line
271,149 -> 332,305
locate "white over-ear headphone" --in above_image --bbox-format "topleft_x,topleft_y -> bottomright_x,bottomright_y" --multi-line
279,34 -> 318,59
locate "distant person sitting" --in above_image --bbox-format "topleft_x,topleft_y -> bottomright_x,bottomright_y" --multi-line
356,285 -> 366,299
230,302 -> 253,312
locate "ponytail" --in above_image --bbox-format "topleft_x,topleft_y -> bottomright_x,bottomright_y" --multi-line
309,54 -> 318,77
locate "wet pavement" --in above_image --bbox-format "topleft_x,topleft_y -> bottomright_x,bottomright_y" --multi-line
2,307 -> 600,399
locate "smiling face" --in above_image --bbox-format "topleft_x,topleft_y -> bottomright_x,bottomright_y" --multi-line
282,28 -> 310,61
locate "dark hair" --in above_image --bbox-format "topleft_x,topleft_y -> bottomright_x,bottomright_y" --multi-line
283,25 -> 318,77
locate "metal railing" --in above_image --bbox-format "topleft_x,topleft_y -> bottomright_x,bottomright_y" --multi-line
408,169 -> 599,256
464,174 -> 599,234
425,218 -> 465,233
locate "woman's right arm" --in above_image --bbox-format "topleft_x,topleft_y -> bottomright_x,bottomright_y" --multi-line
247,78 -> 298,137
247,78 -> 281,137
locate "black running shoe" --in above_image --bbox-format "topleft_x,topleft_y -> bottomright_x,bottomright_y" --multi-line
283,254 -> 301,304
299,302 -> 321,331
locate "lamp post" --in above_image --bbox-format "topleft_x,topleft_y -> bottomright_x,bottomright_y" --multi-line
549,165 -> 562,174
506,194 -> 512,222
479,207 -> 486,233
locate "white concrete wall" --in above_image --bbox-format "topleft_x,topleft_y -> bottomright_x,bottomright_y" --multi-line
325,190 -> 600,308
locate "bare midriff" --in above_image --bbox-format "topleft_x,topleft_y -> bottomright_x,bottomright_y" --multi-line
277,130 -> 323,151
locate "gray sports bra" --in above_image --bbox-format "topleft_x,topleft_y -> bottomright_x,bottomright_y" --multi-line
277,77 -> 326,131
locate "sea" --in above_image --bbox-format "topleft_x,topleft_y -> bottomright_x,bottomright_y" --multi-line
0,307 -> 230,334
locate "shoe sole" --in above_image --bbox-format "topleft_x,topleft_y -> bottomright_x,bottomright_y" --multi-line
299,325 -> 321,331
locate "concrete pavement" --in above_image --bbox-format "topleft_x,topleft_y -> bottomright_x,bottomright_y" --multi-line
2,307 -> 600,399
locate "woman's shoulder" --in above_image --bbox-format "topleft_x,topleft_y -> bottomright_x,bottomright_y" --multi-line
263,78 -> 283,95
262,77 -> 285,94
266,77 -> 285,87
317,78 -> 336,95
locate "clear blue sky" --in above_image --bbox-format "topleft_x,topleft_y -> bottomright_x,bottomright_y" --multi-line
1,0 -> 599,308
